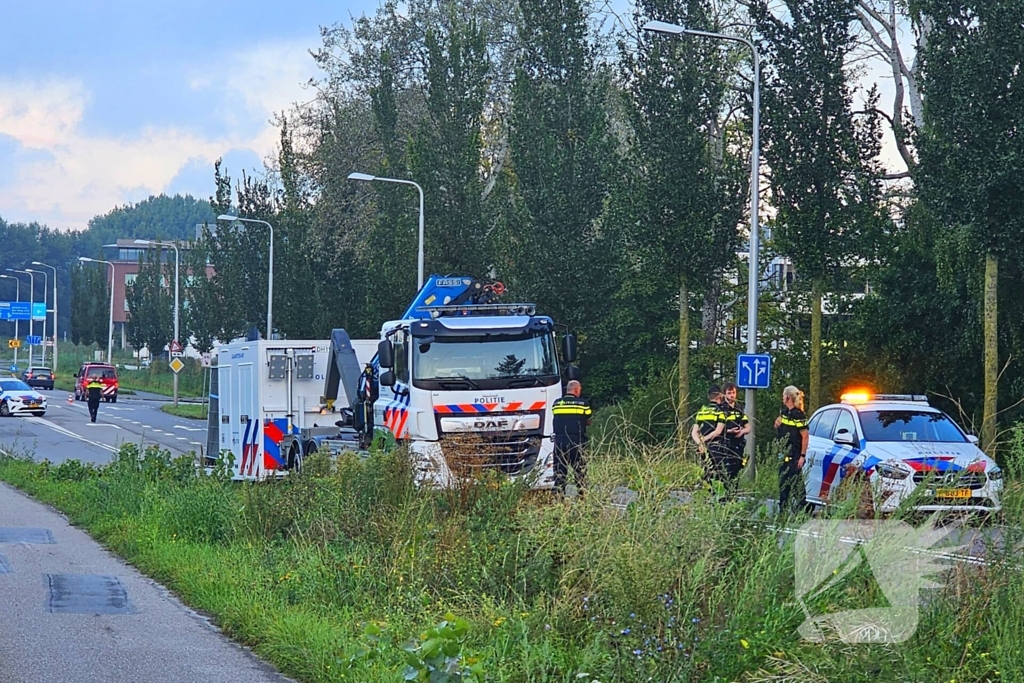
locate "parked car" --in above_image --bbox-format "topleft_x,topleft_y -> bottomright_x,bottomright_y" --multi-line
74,363 -> 119,403
21,366 -> 54,390
803,392 -> 1003,516
0,378 -> 47,417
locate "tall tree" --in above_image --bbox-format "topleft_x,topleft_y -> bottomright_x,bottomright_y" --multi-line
621,0 -> 747,439
753,0 -> 885,411
504,0 -> 615,342
407,6 -> 491,277
913,0 -> 1024,452
125,248 -> 173,359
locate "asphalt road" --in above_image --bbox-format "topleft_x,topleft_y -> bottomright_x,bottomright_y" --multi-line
0,481 -> 293,683
0,390 -> 208,465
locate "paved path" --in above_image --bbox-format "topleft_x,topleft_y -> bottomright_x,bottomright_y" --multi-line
0,481 -> 292,683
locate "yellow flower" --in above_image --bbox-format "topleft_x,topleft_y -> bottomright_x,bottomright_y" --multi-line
493,618 -> 505,627
740,639 -> 749,649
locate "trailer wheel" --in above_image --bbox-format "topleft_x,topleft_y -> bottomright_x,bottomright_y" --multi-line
303,440 -> 318,458
287,441 -> 303,473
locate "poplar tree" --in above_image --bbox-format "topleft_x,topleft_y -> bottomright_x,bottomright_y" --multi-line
753,0 -> 884,411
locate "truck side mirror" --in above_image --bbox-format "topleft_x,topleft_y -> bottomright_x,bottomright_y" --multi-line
377,339 -> 394,368
380,370 -> 396,387
562,334 -> 577,364
567,365 -> 581,381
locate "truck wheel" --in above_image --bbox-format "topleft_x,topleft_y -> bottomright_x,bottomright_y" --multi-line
111,395 -> 117,404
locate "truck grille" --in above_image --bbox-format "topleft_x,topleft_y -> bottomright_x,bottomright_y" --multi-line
439,432 -> 542,477
912,471 -> 986,489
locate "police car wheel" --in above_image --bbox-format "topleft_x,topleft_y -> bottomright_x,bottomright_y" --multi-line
0,402 -> 9,417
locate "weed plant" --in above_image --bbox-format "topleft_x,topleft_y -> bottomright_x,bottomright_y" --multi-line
1,425 -> 1022,682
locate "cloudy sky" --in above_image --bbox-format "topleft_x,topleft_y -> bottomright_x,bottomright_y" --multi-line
0,0 -> 380,230
1,2 -> 910,232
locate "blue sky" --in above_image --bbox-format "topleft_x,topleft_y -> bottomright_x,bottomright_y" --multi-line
0,0 -> 378,230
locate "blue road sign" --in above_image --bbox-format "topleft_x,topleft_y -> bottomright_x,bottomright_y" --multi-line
8,302 -> 30,321
0,302 -> 9,320
9,365 -> 17,372
737,353 -> 772,389
32,303 -> 46,321
26,335 -> 42,346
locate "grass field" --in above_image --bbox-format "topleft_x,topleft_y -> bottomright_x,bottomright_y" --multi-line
160,403 -> 208,420
0,430 -> 1022,682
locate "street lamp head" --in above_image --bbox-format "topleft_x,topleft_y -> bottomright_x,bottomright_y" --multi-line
642,20 -> 689,36
78,257 -> 94,263
217,214 -> 238,222
347,172 -> 376,182
31,261 -> 44,266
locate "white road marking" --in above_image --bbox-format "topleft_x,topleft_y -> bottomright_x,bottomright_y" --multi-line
86,423 -> 122,429
173,425 -> 204,432
131,421 -> 142,425
177,437 -> 188,441
23,416 -> 117,453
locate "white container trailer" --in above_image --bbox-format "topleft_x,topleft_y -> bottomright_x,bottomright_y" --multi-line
209,337 -> 377,480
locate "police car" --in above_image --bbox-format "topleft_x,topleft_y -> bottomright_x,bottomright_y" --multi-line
0,378 -> 48,417
803,391 -> 1002,515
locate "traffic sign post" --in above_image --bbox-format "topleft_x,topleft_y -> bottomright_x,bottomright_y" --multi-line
26,335 -> 42,346
169,357 -> 185,374
736,353 -> 772,390
170,339 -> 183,354
7,339 -> 20,349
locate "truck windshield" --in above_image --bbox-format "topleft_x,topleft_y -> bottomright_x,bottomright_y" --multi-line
413,332 -> 559,390
859,410 -> 968,443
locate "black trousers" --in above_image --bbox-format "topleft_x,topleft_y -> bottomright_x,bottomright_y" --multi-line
704,446 -> 742,490
554,440 -> 585,493
87,398 -> 100,422
778,457 -> 811,515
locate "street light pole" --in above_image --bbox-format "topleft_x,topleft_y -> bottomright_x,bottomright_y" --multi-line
8,270 -> 35,366
641,20 -> 762,476
135,240 -> 181,405
27,269 -> 48,366
79,258 -> 115,364
32,262 -> 58,374
216,215 -> 274,339
0,275 -> 20,367
347,172 -> 425,290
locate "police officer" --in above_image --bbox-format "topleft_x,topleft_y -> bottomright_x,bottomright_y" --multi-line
551,380 -> 592,496
721,382 -> 751,482
691,385 -> 727,489
86,377 -> 103,423
774,384 -> 811,515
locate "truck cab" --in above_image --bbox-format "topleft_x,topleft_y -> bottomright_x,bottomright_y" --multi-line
372,278 -> 577,488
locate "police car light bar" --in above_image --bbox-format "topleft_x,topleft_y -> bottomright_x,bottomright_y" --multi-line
840,391 -> 929,404
417,303 -> 537,318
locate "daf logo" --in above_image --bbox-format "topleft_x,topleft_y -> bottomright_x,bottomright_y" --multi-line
474,418 -> 510,430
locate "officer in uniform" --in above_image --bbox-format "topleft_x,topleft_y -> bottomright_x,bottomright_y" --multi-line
720,382 -> 751,483
86,377 -> 104,423
551,380 -> 592,496
775,384 -> 811,515
691,385 -> 728,489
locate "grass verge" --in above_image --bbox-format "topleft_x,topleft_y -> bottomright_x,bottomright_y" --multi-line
0,431 -> 1022,682
160,403 -> 208,420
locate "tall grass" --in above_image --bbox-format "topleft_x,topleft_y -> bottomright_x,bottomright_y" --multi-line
0,425 -> 1021,682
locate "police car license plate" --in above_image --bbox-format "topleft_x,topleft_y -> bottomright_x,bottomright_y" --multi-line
935,488 -> 971,499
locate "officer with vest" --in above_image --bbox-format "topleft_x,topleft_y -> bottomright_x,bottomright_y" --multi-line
551,380 -> 592,497
86,377 -> 104,423
691,385 -> 728,489
774,384 -> 812,516
720,382 -> 751,482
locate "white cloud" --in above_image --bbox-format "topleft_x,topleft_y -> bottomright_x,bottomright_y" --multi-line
0,39 -> 321,230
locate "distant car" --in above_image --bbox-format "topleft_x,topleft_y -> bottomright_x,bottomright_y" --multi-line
803,392 -> 1003,516
74,363 -> 118,403
21,366 -> 54,390
0,378 -> 48,417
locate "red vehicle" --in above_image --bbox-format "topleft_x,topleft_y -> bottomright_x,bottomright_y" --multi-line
74,363 -> 119,403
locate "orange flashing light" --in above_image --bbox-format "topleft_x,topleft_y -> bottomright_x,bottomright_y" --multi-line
840,389 -> 872,404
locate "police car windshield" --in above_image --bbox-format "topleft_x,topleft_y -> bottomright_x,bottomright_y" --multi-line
0,380 -> 32,393
413,332 -> 558,388
859,410 -> 968,443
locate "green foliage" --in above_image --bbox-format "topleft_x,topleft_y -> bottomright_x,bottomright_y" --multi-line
125,244 -> 174,356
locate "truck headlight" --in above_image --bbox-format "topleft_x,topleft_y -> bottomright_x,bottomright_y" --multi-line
876,461 -> 910,480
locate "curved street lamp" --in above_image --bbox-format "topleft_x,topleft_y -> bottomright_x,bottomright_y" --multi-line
79,257 -> 116,364
31,261 -> 58,373
348,172 -> 425,290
